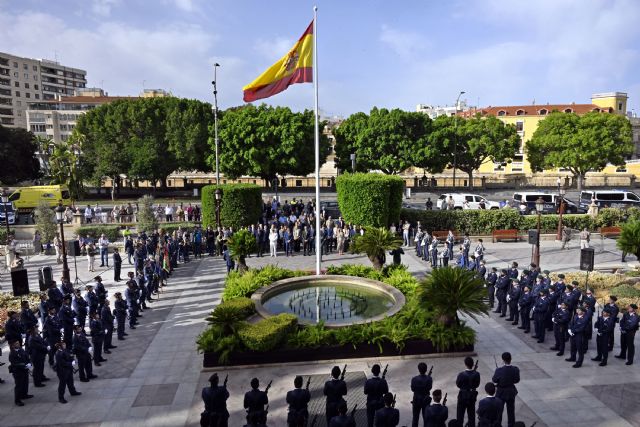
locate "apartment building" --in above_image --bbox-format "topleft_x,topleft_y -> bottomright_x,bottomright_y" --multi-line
0,51 -> 87,129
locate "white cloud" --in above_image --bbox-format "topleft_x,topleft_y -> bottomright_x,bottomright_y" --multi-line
254,36 -> 295,60
379,24 -> 426,59
90,0 -> 120,17
173,0 -> 195,12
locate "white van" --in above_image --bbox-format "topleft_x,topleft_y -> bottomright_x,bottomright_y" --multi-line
579,190 -> 640,210
513,192 -> 581,214
438,193 -> 500,210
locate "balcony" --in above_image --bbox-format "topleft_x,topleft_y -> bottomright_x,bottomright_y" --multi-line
0,108 -> 14,116
0,57 -> 9,66
0,69 -> 9,76
0,117 -> 15,125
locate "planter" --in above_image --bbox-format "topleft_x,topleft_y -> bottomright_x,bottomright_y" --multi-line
203,339 -> 474,367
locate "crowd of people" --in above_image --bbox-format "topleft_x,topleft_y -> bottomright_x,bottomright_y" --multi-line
200,354 -> 529,427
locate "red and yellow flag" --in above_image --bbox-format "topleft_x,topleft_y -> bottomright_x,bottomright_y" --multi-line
243,21 -> 313,102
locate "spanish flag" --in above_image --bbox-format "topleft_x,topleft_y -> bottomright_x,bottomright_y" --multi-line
243,21 -> 313,102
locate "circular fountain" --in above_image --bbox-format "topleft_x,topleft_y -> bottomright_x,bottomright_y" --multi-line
252,275 -> 406,327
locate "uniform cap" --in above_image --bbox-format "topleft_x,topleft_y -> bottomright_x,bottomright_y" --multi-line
631,304 -> 638,310
558,274 -> 565,279
571,281 -> 579,286
543,270 -> 550,275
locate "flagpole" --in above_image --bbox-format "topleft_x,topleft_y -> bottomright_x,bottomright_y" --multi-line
313,5 -> 321,276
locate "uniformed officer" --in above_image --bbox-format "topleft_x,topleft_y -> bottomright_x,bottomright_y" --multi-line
545,285 -> 559,332
20,300 -> 38,332
8,340 -> 32,406
553,273 -> 566,295
112,292 -> 128,340
509,262 -> 519,279
486,267 -> 497,309
25,326 -> 49,387
517,285 -> 533,333
4,311 -> 24,346
374,393 -> 399,427
592,308 -> 615,366
455,357 -> 480,427
551,302 -> 570,356
244,378 -> 269,426
615,303 -> 639,365
410,362 -> 432,427
494,270 -> 509,317
43,306 -> 62,366
201,373 -> 230,427
329,401 -> 356,427
94,276 -> 108,310
72,324 -> 95,382
491,352 -> 520,427
605,296 -> 620,351
286,376 -> 311,427
476,383 -> 503,427
364,364 -> 389,427
566,306 -> 588,368
532,289 -> 550,343
85,285 -> 99,317
125,279 -> 139,329
48,281 -> 64,311
101,299 -> 116,353
506,280 -> 521,324
324,366 -> 348,425
54,341 -> 81,403
58,295 -> 76,347
424,389 -> 448,427
89,312 -> 107,366
72,288 -> 88,330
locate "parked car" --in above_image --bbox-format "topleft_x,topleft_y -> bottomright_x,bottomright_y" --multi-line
513,192 -> 581,214
437,193 -> 501,210
579,190 -> 640,210
0,201 -> 16,225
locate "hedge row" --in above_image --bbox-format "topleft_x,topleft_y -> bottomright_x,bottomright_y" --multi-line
238,313 -> 298,352
222,265 -> 309,301
336,173 -> 404,228
400,207 -> 637,234
76,222 -> 198,240
201,184 -> 262,230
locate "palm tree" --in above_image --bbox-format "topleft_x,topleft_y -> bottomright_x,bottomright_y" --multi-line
349,227 -> 403,270
227,229 -> 258,272
617,220 -> 640,260
419,267 -> 489,326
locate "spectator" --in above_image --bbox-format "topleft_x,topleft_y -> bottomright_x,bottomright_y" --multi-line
84,205 -> 93,224
165,204 -> 174,222
98,234 -> 110,267
425,197 -> 433,210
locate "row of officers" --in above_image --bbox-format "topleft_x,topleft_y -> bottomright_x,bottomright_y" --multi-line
200,353 -> 525,427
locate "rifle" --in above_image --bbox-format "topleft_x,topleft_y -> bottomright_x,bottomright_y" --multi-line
305,376 -> 311,390
427,365 -> 433,376
392,393 -> 397,408
265,380 -> 273,394
443,393 -> 448,406
310,415 -> 318,426
531,423 -> 537,427
493,355 -> 498,368
223,374 -> 228,387
381,364 -> 389,379
350,404 -> 358,419
340,364 -> 347,381
473,359 -> 479,371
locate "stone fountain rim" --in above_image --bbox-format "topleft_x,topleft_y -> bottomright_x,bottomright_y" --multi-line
251,274 -> 406,328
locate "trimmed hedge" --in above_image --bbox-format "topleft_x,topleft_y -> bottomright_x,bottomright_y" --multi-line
222,265 -> 309,301
400,207 -> 633,234
213,297 -> 256,318
238,313 -> 298,352
201,184 -> 262,229
336,173 -> 404,228
0,228 -> 14,245
76,225 -> 123,241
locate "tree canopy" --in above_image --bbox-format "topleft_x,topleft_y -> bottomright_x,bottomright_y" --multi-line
212,104 -> 329,182
334,107 -> 445,174
526,111 -> 633,190
75,97 -> 213,193
0,125 -> 41,185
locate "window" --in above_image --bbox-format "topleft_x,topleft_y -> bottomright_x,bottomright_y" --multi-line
593,108 -> 600,112
13,71 -> 18,77
24,83 -> 29,89
34,84 -> 38,90
619,102 -> 623,111
596,193 -> 624,201
30,124 -> 46,132
564,108 -> 573,113
14,81 -> 19,87
25,92 -> 30,98
516,109 -> 525,115
33,75 -> 37,81
516,121 -> 524,132
465,195 -> 474,202
628,193 -> 639,201
539,109 -> 548,115
35,94 -> 39,99
15,91 -> 20,97
23,63 -> 28,70
13,61 -> 17,68
32,65 -> 37,71
295,179 -> 303,187
497,110 -> 506,116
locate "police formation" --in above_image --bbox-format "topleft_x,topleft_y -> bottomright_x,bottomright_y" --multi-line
200,356 -> 530,427
1,230 -> 178,407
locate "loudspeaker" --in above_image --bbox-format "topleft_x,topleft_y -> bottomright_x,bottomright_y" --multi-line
528,229 -> 538,245
11,269 -> 30,296
580,248 -> 595,271
66,240 -> 80,257
38,266 -> 54,291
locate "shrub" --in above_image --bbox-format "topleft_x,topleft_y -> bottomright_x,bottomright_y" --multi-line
212,297 -> 256,318
336,173 -> 404,228
617,221 -> 640,260
158,222 -> 199,235
326,264 -> 382,280
350,227 -> 403,270
382,267 -> 419,295
238,313 -> 298,352
34,200 -> 57,244
201,184 -> 262,229
76,225 -> 122,241
0,227 -> 14,245
222,265 -> 308,301
423,323 -> 476,352
608,284 -> 640,299
227,229 -> 258,272
137,195 -> 158,233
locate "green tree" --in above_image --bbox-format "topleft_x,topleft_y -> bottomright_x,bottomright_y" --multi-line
49,135 -> 84,200
136,195 -> 158,233
526,111 -> 633,191
227,229 -> 257,272
349,227 -> 402,270
34,200 -> 57,246
419,267 -> 488,326
34,135 -> 54,178
334,108 -> 443,174
430,115 -> 520,188
212,104 -> 329,183
617,220 -> 640,260
0,125 -> 41,185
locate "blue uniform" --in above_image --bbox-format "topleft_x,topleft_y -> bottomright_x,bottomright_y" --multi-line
374,406 -> 399,427
424,403 -> 448,427
552,307 -> 570,354
532,296 -> 550,342
410,374 -> 432,427
476,396 -> 503,427
594,315 -> 615,363
364,376 -> 388,427
492,365 -> 520,427
618,312 -> 639,364
518,292 -> 533,332
568,314 -> 588,365
286,388 -> 311,426
456,369 -> 481,427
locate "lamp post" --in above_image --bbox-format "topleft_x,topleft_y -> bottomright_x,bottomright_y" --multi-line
350,153 -> 356,172
556,177 -> 566,240
1,190 -> 10,239
533,197 -> 544,268
55,202 -> 70,281
214,188 -> 222,229
212,63 -> 221,185
452,90 -> 465,189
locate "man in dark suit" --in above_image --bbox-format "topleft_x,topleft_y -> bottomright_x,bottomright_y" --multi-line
364,364 -> 389,427
592,308 -> 615,366
486,267 -> 497,309
492,352 -> 520,427
410,362 -> 432,427
201,373 -> 229,427
494,270 -> 509,316
551,302 -> 570,356
566,306 -> 588,368
244,378 -> 269,426
113,248 -> 122,281
456,357 -> 480,427
286,376 -> 311,427
476,382 -> 503,427
424,389 -> 448,427
616,303 -> 639,365
374,393 -> 400,427
324,366 -> 348,425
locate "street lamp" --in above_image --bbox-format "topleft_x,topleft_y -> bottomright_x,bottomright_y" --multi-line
556,177 -> 566,240
214,188 -> 222,229
533,197 -> 544,268
212,63 -> 221,186
452,90 -> 465,190
1,190 -> 11,239
350,153 -> 356,172
55,202 -> 70,281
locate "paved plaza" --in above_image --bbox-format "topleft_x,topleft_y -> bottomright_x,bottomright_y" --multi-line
0,237 -> 639,426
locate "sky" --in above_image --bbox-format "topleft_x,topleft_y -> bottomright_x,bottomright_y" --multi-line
1,0 -> 639,117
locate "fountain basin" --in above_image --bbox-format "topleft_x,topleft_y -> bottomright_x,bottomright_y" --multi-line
252,275 -> 406,327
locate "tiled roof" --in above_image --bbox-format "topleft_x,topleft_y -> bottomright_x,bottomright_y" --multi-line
460,104 -> 612,117
43,96 -> 138,104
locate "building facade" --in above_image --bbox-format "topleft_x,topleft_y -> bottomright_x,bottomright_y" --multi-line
416,100 -> 469,119
0,51 -> 87,129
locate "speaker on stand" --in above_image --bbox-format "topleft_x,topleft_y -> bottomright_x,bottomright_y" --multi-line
580,247 -> 595,291
11,268 -> 30,297
66,240 -> 85,287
